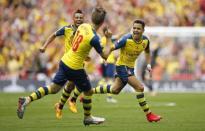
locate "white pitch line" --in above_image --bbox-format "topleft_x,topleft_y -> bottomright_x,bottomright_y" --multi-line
150,102 -> 176,107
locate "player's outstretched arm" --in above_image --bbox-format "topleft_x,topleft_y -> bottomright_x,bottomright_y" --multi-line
100,35 -> 115,60
100,47 -> 112,60
145,52 -> 151,66
100,26 -> 113,60
39,33 -> 56,53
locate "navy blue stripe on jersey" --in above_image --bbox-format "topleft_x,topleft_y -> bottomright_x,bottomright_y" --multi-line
142,35 -> 148,40
55,25 -> 72,36
90,31 -> 103,54
55,26 -> 66,36
114,33 -> 132,50
142,35 -> 150,45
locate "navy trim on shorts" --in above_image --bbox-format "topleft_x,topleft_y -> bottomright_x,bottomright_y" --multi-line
115,65 -> 135,85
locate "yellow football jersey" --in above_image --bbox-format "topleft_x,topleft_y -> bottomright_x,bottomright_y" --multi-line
101,36 -> 115,64
115,34 -> 150,68
61,23 -> 103,70
55,25 -> 76,53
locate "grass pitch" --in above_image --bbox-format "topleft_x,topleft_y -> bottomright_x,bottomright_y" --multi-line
0,92 -> 205,131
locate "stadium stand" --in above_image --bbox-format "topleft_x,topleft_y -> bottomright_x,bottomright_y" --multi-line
0,0 -> 205,83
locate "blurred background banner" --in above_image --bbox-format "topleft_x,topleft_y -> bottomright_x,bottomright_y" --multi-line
0,0 -> 205,92
0,79 -> 45,92
145,27 -> 205,36
0,79 -> 204,93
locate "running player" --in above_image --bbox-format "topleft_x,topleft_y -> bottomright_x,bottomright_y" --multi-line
39,9 -> 84,118
17,7 -> 112,125
93,19 -> 162,122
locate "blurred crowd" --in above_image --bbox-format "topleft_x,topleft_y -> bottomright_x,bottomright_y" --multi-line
138,36 -> 205,81
0,0 -> 205,81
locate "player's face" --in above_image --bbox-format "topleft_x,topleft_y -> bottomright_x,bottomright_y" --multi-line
132,23 -> 144,41
73,13 -> 84,27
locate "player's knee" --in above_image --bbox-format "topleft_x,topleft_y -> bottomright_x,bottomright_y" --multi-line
52,90 -> 59,94
112,88 -> 120,94
50,87 -> 60,94
65,86 -> 74,93
138,85 -> 144,92
65,82 -> 75,91
50,83 -> 62,94
84,89 -> 93,96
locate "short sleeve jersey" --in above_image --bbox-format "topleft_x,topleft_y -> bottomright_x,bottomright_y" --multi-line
114,34 -> 150,68
61,23 -> 103,70
55,25 -> 76,53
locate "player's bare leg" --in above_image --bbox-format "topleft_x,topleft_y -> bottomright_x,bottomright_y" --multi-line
17,83 -> 61,119
128,76 -> 162,122
93,77 -> 124,95
110,77 -> 124,94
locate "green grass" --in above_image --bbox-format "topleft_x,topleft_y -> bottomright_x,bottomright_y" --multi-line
0,92 -> 205,131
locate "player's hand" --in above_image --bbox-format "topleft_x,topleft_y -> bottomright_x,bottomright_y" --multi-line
85,56 -> 91,62
39,46 -> 46,53
103,26 -> 112,38
105,29 -> 112,38
146,64 -> 152,77
146,64 -> 152,72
